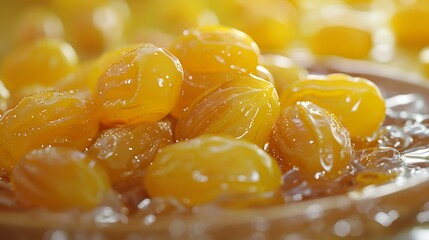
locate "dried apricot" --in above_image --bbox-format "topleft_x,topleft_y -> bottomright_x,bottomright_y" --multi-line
144,135 -> 282,206
268,101 -> 352,180
0,90 -> 99,174
169,25 -> 260,73
0,38 -> 78,93
94,44 -> 183,126
87,118 -> 174,188
175,75 -> 279,147
309,25 -> 373,59
11,147 -> 110,211
170,70 -> 246,119
58,44 -> 140,92
391,5 -> 429,49
280,73 -> 385,140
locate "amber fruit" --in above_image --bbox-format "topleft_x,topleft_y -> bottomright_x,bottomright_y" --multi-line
144,135 -> 282,206
0,90 -> 99,174
57,44 -> 140,92
169,25 -> 260,73
175,75 -> 280,147
87,118 -> 174,188
94,44 -> 183,126
11,147 -> 110,211
280,73 -> 385,140
170,66 -> 275,119
0,38 -> 78,93
391,6 -> 429,49
170,70 -> 247,119
309,25 -> 373,59
268,101 -> 352,180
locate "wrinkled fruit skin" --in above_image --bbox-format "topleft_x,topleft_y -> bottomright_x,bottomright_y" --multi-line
87,118 -> 174,188
95,44 -> 183,126
269,101 -> 353,180
280,73 -> 385,140
175,75 -> 280,147
144,135 -> 282,206
170,70 -> 248,119
11,147 -> 110,211
0,90 -> 99,175
169,25 -> 260,73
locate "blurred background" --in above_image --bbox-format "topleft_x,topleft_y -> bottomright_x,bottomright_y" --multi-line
1,0 -> 429,77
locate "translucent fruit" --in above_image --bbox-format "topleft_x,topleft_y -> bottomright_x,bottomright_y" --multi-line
87,118 -> 174,189
143,135 -> 282,206
0,38 -> 78,93
309,25 -> 373,59
0,90 -> 99,175
11,147 -> 110,211
268,101 -> 353,180
390,6 -> 429,49
175,75 -> 280,147
94,44 -> 183,126
170,66 -> 274,119
58,44 -> 140,92
170,70 -> 247,119
169,25 -> 260,73
280,73 -> 385,140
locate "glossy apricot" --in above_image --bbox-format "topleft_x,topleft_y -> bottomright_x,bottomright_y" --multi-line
94,44 -> 183,126
309,25 -> 373,59
169,25 -> 260,73
58,44 -> 140,92
11,147 -> 110,211
0,38 -> 78,93
391,6 -> 429,49
175,75 -> 280,147
280,73 -> 385,140
87,118 -> 174,186
268,101 -> 352,180
170,70 -> 246,119
0,90 -> 99,174
144,135 -> 282,206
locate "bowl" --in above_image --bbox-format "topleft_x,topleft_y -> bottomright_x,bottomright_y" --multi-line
2,58 -> 429,240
